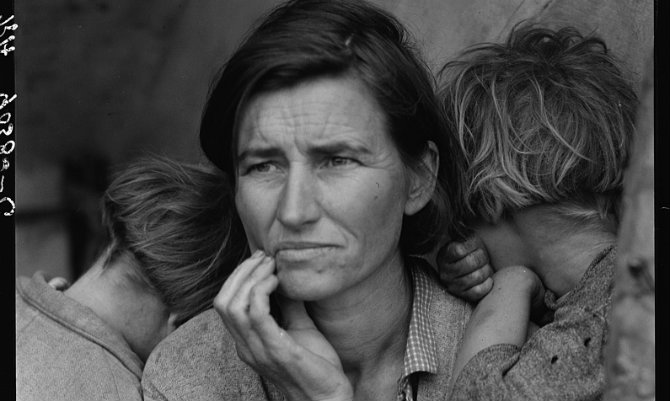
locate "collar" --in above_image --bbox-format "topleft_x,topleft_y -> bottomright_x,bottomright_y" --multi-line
400,263 -> 440,377
396,262 -> 441,400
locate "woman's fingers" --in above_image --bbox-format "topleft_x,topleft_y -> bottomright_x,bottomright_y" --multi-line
248,274 -> 282,336
214,253 -> 277,359
225,273 -> 279,366
215,257 -> 351,400
216,251 -> 268,310
248,273 -> 279,320
216,256 -> 275,327
222,262 -> 294,366
217,250 -> 266,302
227,256 -> 276,317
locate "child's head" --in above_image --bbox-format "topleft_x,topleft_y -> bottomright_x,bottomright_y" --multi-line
100,156 -> 246,327
440,24 -> 637,231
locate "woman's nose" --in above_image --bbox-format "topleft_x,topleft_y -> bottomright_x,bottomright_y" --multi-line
276,167 -> 320,229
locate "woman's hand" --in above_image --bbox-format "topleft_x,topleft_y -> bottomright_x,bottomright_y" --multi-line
213,251 -> 353,401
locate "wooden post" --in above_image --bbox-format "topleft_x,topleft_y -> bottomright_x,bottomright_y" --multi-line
604,51 -> 655,400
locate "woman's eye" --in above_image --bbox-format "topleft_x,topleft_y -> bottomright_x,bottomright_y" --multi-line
248,162 -> 276,174
326,157 -> 356,168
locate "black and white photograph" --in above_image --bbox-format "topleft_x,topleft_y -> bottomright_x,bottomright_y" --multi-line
11,1 -> 656,400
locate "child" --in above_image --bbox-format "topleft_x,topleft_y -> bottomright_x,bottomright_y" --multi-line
437,24 -> 637,400
16,156 -> 246,401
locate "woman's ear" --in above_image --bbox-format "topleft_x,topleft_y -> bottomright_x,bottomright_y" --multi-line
405,141 -> 439,216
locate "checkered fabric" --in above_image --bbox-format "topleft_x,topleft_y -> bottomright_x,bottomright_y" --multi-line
396,265 -> 439,401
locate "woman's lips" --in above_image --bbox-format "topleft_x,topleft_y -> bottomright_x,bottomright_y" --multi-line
274,243 -> 337,263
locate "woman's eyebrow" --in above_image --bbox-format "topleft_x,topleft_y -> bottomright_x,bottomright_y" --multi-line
309,141 -> 372,156
237,146 -> 283,162
239,141 -> 372,161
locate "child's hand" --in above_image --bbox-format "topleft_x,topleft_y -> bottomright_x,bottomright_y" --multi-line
436,236 -> 494,303
46,275 -> 71,291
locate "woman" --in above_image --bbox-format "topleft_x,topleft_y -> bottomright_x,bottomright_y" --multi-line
141,1 -> 471,400
16,157 -> 245,401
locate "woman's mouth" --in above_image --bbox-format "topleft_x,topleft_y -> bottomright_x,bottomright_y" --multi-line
273,242 -> 337,263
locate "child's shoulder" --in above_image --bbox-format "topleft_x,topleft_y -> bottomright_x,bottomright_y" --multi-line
547,245 -> 616,312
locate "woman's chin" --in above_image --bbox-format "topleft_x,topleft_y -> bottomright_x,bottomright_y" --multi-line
275,273 -> 337,302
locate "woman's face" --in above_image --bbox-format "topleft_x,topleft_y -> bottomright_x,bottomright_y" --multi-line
235,76 -> 421,301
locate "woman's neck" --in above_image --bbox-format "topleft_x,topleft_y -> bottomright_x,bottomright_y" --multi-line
64,258 -> 172,361
306,251 -> 412,388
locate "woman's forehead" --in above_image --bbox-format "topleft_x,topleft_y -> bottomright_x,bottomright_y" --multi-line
237,76 -> 389,153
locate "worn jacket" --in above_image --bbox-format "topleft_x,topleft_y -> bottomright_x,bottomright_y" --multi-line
16,272 -> 144,401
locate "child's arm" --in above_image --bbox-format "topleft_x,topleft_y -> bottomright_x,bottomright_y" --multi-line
452,266 -> 545,378
448,258 -> 612,401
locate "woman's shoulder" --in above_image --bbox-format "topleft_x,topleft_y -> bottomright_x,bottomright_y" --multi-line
409,256 -> 473,313
142,308 -> 268,401
145,308 -> 238,371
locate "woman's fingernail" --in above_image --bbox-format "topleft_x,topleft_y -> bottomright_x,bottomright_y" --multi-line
252,250 -> 264,258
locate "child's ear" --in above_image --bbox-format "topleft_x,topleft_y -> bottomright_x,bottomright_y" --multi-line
167,312 -> 179,334
405,141 -> 439,216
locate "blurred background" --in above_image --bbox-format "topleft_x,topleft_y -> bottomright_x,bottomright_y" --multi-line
14,0 -> 653,282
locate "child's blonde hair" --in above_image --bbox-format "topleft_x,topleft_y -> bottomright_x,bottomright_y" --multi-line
440,24 -> 638,229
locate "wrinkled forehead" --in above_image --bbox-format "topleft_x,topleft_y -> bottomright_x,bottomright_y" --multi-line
235,75 -> 390,158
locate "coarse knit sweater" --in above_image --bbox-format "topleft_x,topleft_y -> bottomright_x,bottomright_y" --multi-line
449,246 -> 617,401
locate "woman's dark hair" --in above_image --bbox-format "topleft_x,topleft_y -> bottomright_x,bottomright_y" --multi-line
102,156 -> 247,327
200,0 -> 466,253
